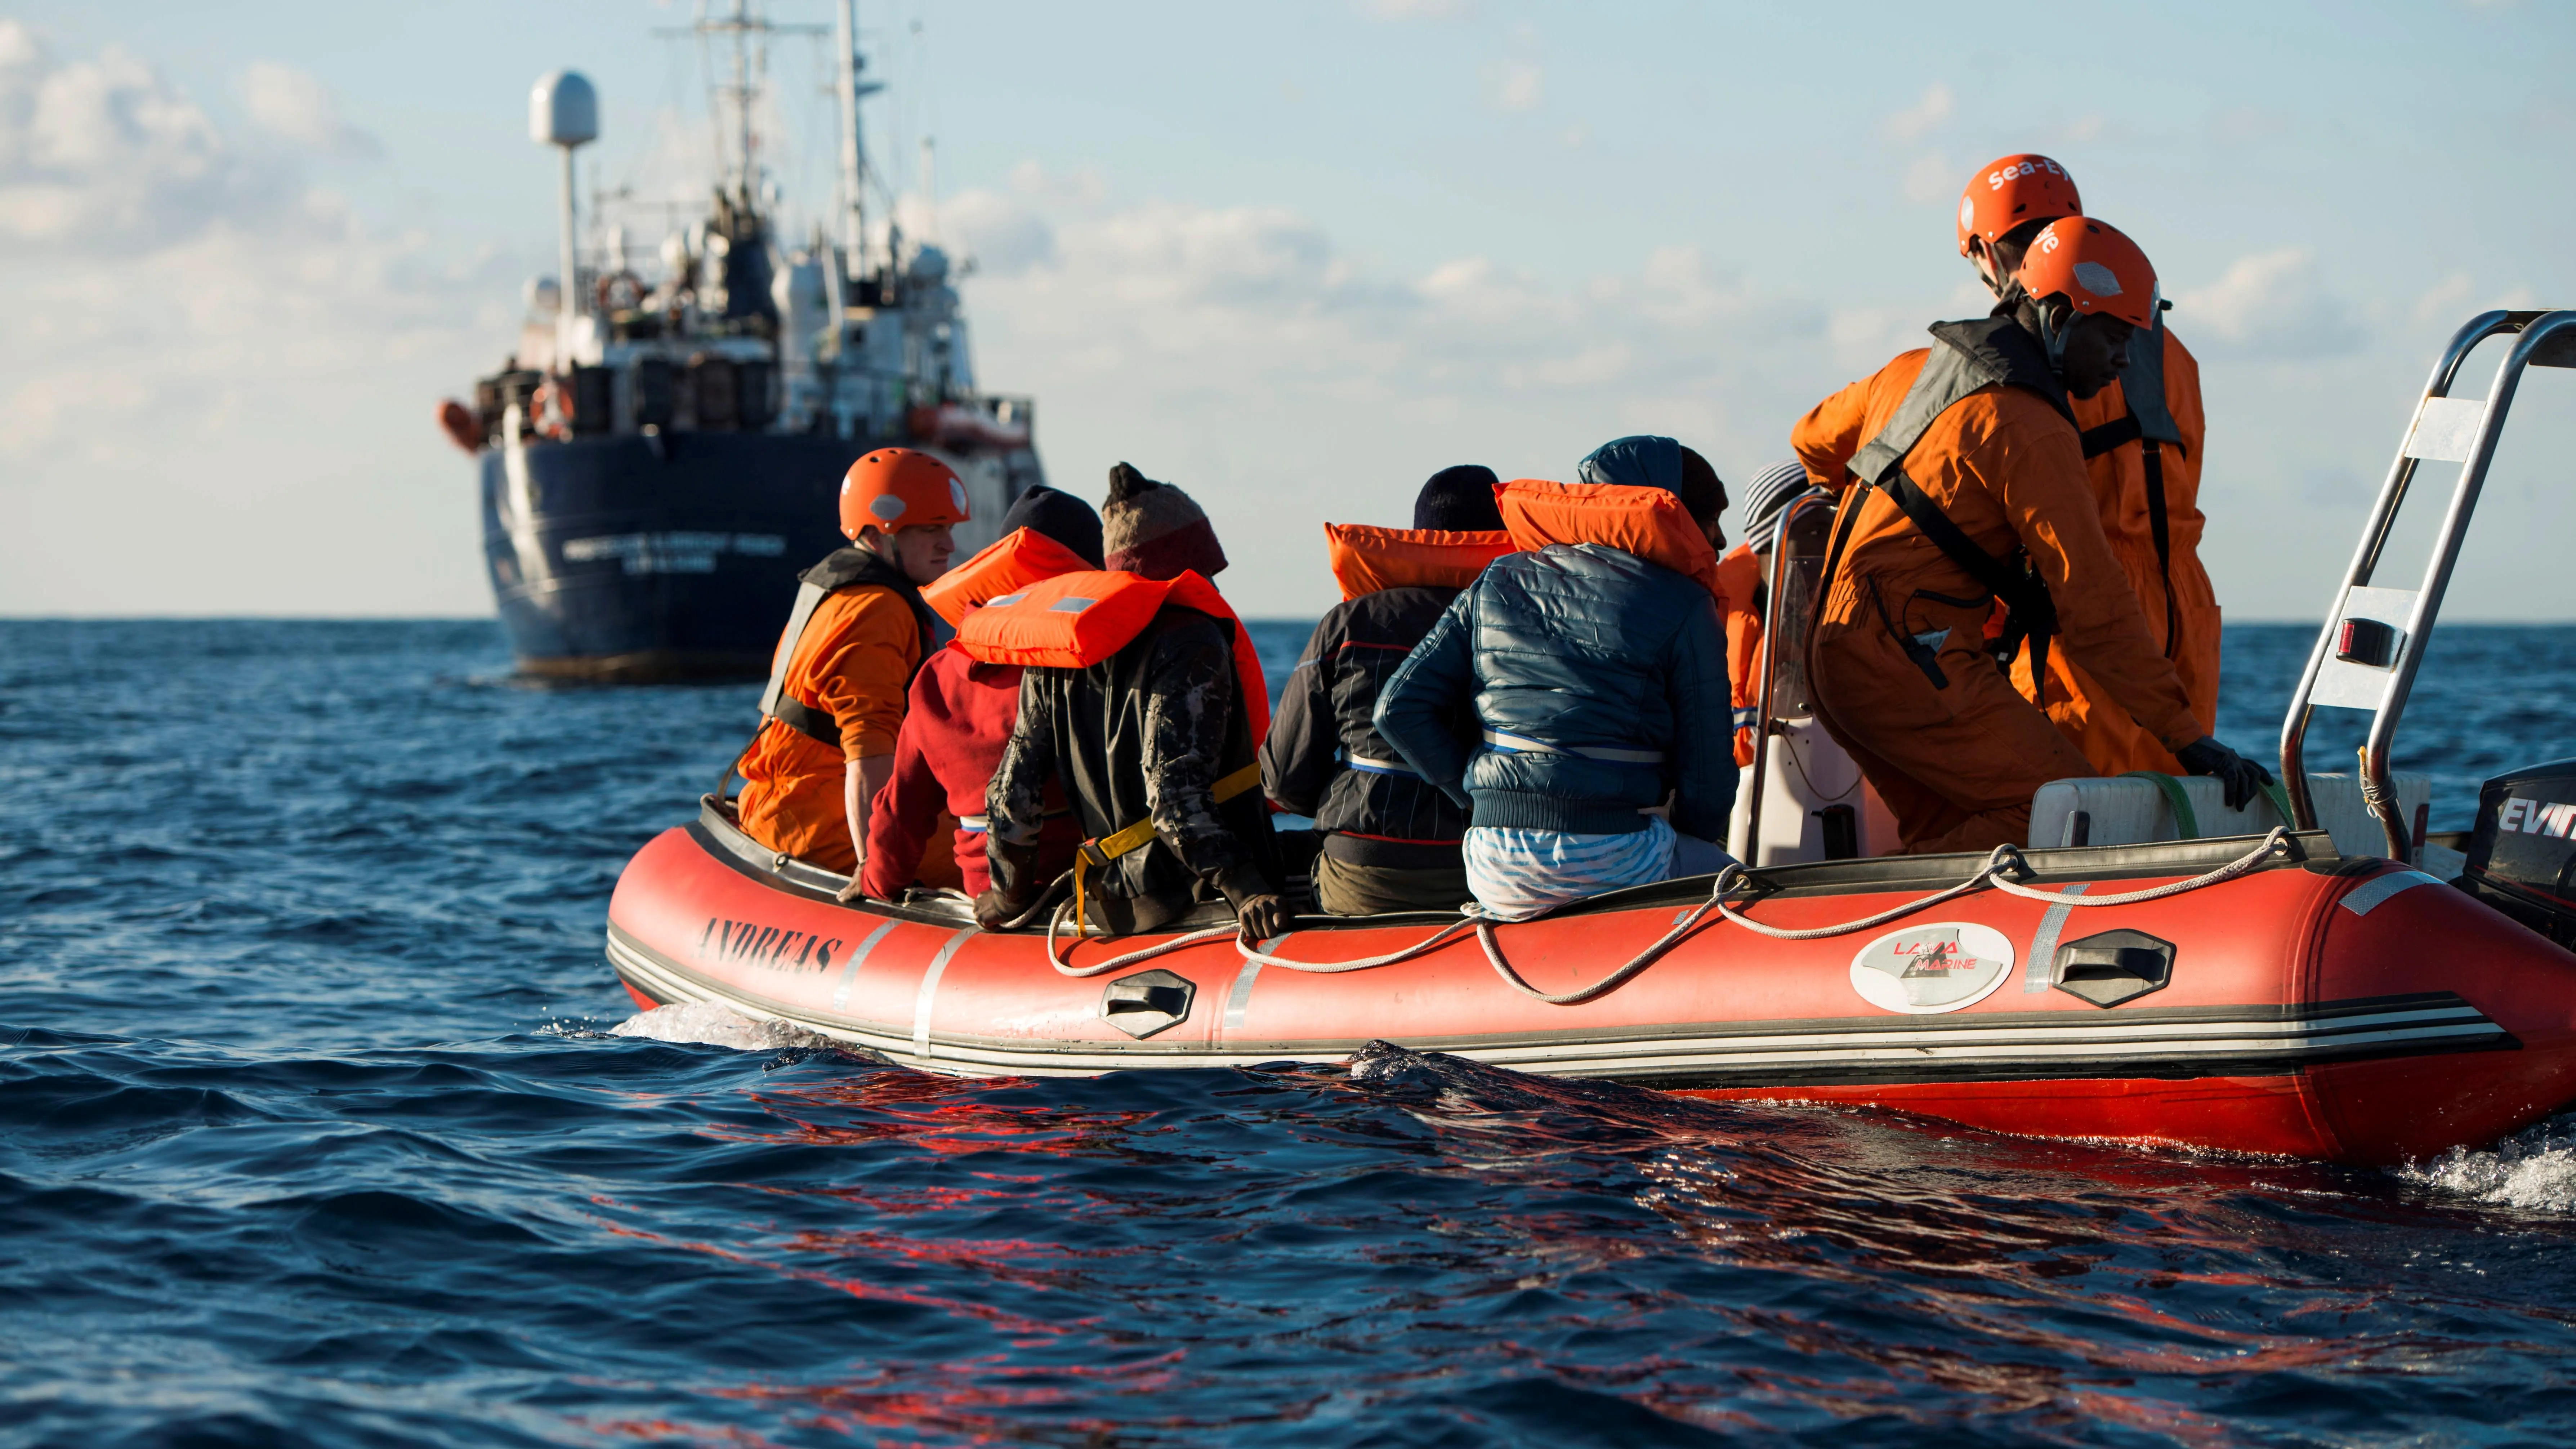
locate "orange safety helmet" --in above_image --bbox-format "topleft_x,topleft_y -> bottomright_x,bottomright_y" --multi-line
1957,153 -> 2082,257
838,447 -> 970,540
2015,217 -> 2160,331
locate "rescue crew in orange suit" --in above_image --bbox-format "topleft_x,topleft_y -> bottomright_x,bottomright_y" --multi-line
1957,154 -> 2219,775
1793,218 -> 2271,853
733,448 -> 967,884
1714,462 -> 1823,767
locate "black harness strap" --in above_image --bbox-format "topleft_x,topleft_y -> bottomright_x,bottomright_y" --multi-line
728,547 -> 941,778
2088,312 -> 2187,660
1831,316 -> 2075,704
2079,415 -> 2143,458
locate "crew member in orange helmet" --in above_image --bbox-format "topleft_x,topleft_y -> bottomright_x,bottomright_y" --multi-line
1791,218 -> 2270,853
1958,153 -> 2219,776
731,448 -> 968,885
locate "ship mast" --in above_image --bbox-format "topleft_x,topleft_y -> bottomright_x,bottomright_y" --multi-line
835,0 -> 869,275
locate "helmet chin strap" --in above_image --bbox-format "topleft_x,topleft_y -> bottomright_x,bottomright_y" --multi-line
2034,300 -> 2074,376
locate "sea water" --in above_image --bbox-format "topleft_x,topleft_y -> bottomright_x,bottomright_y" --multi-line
5,618 -> 2576,1446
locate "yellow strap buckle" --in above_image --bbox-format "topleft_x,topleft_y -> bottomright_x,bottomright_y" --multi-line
1070,761 -> 1264,938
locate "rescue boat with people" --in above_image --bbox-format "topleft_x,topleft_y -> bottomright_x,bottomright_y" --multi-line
604,308 -> 2576,1168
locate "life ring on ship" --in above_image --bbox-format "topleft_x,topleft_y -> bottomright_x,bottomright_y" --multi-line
595,270 -> 648,315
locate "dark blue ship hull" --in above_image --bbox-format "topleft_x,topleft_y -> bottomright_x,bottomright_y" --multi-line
479,432 -> 873,681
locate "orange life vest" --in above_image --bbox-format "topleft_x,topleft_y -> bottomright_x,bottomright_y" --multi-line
1715,543 -> 1766,767
1494,478 -> 1722,598
921,526 -> 1095,627
1322,524 -> 1513,601
955,569 -> 1271,741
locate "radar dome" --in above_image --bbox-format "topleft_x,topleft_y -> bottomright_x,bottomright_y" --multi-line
529,71 -> 598,148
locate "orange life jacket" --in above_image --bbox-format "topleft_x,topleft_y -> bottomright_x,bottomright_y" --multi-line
1715,543 -> 1766,767
921,526 -> 1095,627
1494,478 -> 1722,599
955,569 -> 1271,741
1323,524 -> 1513,601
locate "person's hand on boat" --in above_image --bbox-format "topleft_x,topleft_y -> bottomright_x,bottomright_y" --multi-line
1235,893 -> 1289,944
2176,735 -> 2276,811
973,889 -> 1027,931
836,877 -> 868,905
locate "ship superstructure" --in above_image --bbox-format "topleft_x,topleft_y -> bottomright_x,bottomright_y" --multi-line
444,1 -> 1040,681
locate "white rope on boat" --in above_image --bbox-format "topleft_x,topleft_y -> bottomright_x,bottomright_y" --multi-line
1041,828 -> 2298,998
1982,827 -> 2294,908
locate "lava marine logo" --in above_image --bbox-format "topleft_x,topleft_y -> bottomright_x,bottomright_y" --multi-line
1848,922 -> 2017,1015
696,918 -> 844,973
2497,797 -> 2576,840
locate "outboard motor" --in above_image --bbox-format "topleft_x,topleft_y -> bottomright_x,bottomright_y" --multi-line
2463,759 -> 2576,945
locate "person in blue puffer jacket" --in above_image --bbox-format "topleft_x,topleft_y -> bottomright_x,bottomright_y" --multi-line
1374,436 -> 1739,919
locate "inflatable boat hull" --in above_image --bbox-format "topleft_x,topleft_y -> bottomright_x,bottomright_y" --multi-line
606,803 -> 2576,1166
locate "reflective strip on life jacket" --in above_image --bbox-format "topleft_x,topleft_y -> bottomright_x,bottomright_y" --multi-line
1494,478 -> 1723,599
1345,754 -> 1418,776
920,526 -> 1096,627
1481,727 -> 1666,766
1323,523 -> 1513,601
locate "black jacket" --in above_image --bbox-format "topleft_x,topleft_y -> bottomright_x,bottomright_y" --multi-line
1260,587 -> 1474,869
986,605 -> 1282,933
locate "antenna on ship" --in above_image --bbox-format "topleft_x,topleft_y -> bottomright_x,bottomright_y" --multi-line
834,0 -> 881,278
530,70 -> 600,371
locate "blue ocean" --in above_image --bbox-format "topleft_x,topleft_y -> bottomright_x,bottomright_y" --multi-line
6,617 -> 2576,1448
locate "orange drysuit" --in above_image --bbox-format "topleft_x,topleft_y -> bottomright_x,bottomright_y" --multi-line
1715,543 -> 1766,768
2007,326 -> 2218,775
1792,348 -> 2204,854
735,585 -> 925,874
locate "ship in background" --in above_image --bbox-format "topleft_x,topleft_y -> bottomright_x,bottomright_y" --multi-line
438,1 -> 1043,682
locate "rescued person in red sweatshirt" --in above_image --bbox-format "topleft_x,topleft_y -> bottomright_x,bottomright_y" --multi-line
857,486 -> 1104,900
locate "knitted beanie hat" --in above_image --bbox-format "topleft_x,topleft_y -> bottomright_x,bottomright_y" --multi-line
1738,459 -> 1820,552
1412,464 -> 1504,532
998,484 -> 1106,568
1101,463 -> 1228,580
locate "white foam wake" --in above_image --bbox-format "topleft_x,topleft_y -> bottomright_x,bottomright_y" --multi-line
609,1000 -> 835,1051
2397,1117 -> 2576,1213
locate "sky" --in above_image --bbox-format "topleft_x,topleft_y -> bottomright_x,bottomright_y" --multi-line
4,0 -> 2574,620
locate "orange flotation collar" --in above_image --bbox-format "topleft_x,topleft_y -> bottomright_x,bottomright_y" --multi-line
955,569 -> 1271,741
1495,478 -> 1722,598
921,526 -> 1095,627
1322,523 -> 1512,601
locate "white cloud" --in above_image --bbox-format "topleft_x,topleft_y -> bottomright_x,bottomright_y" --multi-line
1356,0 -> 1477,19
957,193 -> 1849,610
1901,150 -> 1954,204
908,187 -> 1057,277
1881,81 -> 1953,142
1483,56 -> 1543,113
0,22 -> 299,252
240,60 -> 379,159
0,23 -> 503,614
2173,247 -> 2368,359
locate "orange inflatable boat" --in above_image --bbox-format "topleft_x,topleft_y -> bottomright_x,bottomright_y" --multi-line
602,309 -> 2576,1168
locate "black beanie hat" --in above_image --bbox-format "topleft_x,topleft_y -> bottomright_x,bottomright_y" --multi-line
997,484 -> 1105,568
1413,464 -> 1504,532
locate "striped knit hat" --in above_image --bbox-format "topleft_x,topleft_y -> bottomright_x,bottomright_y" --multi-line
1738,460 -> 1820,552
1101,462 -> 1227,580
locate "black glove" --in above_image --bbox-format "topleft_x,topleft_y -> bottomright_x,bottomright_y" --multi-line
2175,735 -> 2274,812
974,888 -> 1030,931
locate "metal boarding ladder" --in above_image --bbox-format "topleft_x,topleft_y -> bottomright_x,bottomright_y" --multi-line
2278,309 -> 2576,860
